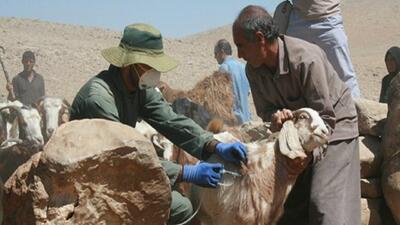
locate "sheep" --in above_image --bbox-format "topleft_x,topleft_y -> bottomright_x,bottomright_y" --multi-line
191,108 -> 329,225
34,96 -> 70,141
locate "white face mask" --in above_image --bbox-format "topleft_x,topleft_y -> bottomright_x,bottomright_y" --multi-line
134,65 -> 161,90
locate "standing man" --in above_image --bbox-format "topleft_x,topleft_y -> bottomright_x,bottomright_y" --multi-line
286,0 -> 361,98
70,23 -> 247,225
214,39 -> 251,124
232,5 -> 360,225
6,51 -> 45,105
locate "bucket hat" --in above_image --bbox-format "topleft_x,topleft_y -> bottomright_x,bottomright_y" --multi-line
101,23 -> 178,72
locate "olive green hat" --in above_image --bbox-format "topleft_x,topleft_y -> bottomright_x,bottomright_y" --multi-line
101,23 -> 178,72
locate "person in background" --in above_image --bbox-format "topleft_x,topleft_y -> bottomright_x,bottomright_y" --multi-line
286,0 -> 361,98
6,50 -> 45,105
70,23 -> 248,225
379,46 -> 400,103
232,5 -> 360,225
214,39 -> 251,124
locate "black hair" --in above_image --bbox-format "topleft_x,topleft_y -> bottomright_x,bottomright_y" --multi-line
234,5 -> 279,42
22,50 -> 35,61
214,39 -> 232,55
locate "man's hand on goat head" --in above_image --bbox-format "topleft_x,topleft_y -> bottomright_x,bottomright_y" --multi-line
271,109 -> 293,132
215,142 -> 248,164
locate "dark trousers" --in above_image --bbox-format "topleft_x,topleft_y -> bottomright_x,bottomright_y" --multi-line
278,138 -> 361,225
168,190 -> 193,225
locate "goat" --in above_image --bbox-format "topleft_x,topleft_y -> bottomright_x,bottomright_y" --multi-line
0,100 -> 23,144
191,108 -> 329,225
0,105 -> 44,182
158,71 -> 236,126
0,104 -> 43,148
134,120 -> 175,160
34,96 -> 70,141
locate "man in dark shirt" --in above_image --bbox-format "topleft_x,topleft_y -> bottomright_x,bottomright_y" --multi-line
6,51 -> 45,105
70,23 -> 248,225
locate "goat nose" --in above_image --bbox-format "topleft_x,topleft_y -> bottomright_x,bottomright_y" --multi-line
35,136 -> 44,146
47,128 -> 55,137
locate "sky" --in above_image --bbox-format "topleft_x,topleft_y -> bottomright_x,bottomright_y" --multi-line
0,0 -> 281,38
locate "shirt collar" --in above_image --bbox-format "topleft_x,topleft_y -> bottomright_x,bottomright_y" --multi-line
223,55 -> 233,63
108,67 -> 136,97
274,36 -> 290,78
21,70 -> 37,78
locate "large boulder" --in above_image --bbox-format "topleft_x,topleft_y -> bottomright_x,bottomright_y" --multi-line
355,98 -> 387,137
359,135 -> 383,178
361,198 -> 382,225
2,119 -> 171,225
361,178 -> 382,198
381,153 -> 400,225
382,74 -> 400,224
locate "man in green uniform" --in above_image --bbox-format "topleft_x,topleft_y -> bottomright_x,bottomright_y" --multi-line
70,23 -> 247,225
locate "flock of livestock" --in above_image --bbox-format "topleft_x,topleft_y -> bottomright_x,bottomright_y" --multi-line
0,75 -> 332,225
0,96 -> 70,181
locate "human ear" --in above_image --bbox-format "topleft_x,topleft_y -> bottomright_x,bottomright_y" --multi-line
255,31 -> 265,43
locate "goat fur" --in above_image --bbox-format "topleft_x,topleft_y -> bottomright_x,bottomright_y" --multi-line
158,71 -> 236,124
191,108 -> 328,225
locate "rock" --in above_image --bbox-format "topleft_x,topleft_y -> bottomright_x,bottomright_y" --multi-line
359,136 -> 383,178
382,153 -> 400,225
355,98 -> 387,137
361,178 -> 382,198
380,201 -> 398,225
361,198 -> 382,225
3,119 -> 171,225
381,74 -> 400,224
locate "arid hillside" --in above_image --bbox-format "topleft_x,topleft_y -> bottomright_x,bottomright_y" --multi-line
0,0 -> 399,104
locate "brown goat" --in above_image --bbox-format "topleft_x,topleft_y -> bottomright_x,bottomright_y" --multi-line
158,71 -> 236,125
191,108 -> 329,225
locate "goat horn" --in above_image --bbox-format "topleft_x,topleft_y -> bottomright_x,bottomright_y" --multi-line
34,96 -> 46,108
0,138 -> 23,150
62,99 -> 71,108
0,105 -> 27,125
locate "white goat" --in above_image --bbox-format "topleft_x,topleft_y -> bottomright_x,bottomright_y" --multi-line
0,105 -> 44,182
0,105 -> 44,149
0,100 -> 23,144
192,108 -> 329,225
35,96 -> 70,141
135,120 -> 174,160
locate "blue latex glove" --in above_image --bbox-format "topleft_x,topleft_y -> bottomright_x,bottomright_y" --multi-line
182,162 -> 223,188
215,142 -> 247,164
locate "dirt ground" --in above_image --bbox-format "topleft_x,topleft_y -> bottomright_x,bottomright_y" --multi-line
0,0 -> 399,121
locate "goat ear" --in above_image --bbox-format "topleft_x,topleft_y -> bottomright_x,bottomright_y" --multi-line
278,120 -> 307,159
150,134 -> 164,151
61,113 -> 69,123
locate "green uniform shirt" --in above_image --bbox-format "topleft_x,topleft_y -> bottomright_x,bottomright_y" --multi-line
70,66 -> 214,186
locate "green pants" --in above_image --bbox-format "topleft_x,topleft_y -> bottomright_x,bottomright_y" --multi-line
168,191 -> 193,225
